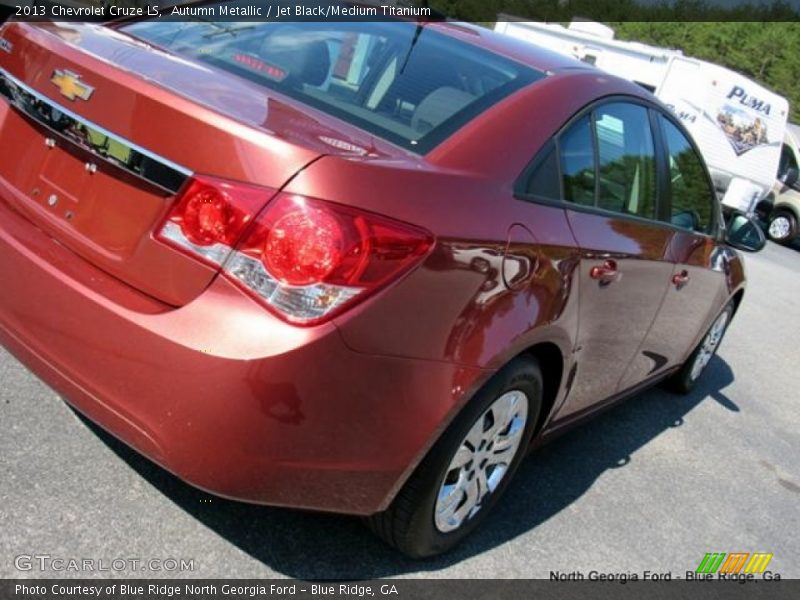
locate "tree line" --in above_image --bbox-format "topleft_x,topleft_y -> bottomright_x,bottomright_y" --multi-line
429,1 -> 799,123
613,22 -> 799,124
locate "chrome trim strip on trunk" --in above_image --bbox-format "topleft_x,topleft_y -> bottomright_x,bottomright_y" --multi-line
0,68 -> 191,194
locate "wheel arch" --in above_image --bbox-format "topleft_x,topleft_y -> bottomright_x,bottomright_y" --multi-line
519,342 -> 564,438
772,202 -> 800,223
376,337 -> 569,512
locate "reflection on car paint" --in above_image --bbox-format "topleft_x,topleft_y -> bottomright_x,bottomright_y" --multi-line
0,70 -> 187,193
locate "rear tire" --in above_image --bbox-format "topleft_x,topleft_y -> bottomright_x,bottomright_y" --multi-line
367,357 -> 542,558
666,302 -> 734,394
767,209 -> 798,244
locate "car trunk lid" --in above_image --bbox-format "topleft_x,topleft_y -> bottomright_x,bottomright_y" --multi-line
0,21 -> 388,306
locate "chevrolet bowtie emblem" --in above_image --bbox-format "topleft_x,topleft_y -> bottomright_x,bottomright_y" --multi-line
50,69 -> 94,101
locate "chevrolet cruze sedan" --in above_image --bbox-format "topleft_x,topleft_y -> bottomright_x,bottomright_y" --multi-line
0,7 -> 765,557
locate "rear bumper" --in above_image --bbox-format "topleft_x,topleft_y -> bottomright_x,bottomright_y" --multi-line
0,190 -> 487,515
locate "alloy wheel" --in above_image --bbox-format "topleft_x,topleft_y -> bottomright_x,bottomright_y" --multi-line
689,310 -> 730,382
769,215 -> 791,240
434,390 -> 529,533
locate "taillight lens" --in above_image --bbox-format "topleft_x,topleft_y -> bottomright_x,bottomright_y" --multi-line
157,177 -> 433,325
225,194 -> 434,325
157,176 -> 274,267
264,204 -> 345,286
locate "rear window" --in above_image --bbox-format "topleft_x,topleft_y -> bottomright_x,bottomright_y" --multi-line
119,9 -> 542,153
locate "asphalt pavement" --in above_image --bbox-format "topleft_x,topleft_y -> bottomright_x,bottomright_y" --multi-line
1,240 -> 799,580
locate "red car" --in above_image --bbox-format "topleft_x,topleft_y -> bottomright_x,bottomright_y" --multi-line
0,11 -> 765,557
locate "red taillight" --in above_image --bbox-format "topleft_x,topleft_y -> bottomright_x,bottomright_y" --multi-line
156,175 -> 275,266
179,181 -> 239,246
264,205 -> 345,286
226,194 -> 434,324
232,53 -> 287,81
157,178 -> 434,325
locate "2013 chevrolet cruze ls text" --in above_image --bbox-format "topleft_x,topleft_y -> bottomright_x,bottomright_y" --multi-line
0,6 -> 766,557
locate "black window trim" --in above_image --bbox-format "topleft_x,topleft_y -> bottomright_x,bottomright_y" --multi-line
589,108 -> 601,209
514,94 -> 721,239
649,106 -> 672,225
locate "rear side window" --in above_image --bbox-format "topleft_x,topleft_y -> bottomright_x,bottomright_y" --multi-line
559,115 -> 596,207
524,101 -> 659,221
660,116 -> 715,234
523,141 -> 560,200
119,13 -> 542,153
595,103 -> 657,220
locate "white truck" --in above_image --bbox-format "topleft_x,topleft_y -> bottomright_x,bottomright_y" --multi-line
494,18 -> 790,217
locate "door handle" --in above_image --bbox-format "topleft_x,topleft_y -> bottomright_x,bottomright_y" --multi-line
590,259 -> 620,284
672,270 -> 690,290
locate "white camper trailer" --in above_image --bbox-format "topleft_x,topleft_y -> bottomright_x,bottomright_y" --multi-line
494,19 -> 790,216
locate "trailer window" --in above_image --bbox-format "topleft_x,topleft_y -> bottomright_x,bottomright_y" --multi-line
660,117 -> 714,234
778,143 -> 798,180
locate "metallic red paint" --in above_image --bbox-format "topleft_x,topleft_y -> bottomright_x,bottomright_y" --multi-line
0,19 -> 746,516
0,193 -> 490,514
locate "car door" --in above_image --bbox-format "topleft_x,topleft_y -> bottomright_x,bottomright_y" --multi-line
620,112 -> 729,389
539,101 -> 676,418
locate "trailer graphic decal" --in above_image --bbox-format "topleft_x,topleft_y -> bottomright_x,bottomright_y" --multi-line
716,104 -> 768,156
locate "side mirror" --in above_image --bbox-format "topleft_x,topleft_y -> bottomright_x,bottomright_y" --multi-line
725,212 -> 766,253
782,167 -> 799,188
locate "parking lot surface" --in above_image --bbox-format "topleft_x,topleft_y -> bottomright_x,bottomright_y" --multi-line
1,241 -> 798,579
